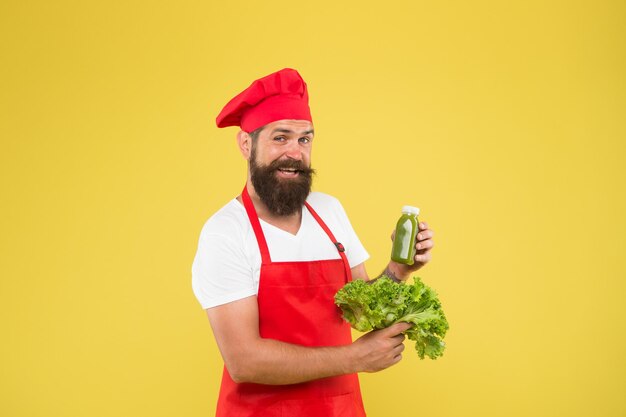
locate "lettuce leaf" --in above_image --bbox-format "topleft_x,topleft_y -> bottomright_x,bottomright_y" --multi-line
334,276 -> 449,360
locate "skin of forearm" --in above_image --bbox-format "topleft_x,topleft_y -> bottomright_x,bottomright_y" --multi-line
228,338 -> 359,385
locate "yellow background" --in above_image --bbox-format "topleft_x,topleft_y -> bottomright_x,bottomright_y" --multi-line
1,1 -> 625,416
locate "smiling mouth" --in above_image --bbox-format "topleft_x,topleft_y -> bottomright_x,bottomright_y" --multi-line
276,168 -> 300,177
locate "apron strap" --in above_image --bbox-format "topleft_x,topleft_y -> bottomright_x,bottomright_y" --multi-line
241,184 -> 352,282
304,201 -> 353,283
241,185 -> 272,264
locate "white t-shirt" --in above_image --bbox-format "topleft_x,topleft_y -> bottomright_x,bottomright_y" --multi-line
191,192 -> 369,309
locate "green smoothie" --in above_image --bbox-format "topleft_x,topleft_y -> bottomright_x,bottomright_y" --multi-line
391,206 -> 420,265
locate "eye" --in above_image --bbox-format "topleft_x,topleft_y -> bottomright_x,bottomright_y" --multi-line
273,136 -> 286,142
299,137 -> 311,144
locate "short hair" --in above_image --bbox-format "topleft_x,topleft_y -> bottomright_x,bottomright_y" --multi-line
248,126 -> 264,158
249,126 -> 264,143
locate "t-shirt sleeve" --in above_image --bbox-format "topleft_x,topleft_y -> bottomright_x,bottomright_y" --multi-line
191,230 -> 256,309
332,199 -> 370,268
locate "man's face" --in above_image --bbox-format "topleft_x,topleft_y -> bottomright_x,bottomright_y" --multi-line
248,120 -> 315,216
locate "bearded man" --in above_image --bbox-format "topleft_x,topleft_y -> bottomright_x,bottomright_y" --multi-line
192,68 -> 435,417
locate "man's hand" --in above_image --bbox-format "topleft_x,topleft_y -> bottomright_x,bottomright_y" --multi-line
350,322 -> 412,372
388,221 -> 435,280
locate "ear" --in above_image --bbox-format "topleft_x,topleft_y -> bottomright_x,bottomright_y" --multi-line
237,130 -> 251,160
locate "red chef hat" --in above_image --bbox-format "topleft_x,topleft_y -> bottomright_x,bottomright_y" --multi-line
216,68 -> 312,133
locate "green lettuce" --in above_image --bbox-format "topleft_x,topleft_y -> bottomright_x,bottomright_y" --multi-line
334,276 -> 449,360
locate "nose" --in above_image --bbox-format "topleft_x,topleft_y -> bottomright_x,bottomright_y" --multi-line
283,141 -> 303,161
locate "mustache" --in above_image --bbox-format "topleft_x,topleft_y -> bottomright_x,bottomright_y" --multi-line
267,159 -> 315,175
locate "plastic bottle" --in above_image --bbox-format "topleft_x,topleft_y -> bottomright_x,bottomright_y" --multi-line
390,205 -> 420,265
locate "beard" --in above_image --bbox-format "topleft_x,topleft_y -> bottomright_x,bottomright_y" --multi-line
249,148 -> 315,216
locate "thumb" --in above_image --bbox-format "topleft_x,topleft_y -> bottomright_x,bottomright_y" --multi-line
383,322 -> 412,337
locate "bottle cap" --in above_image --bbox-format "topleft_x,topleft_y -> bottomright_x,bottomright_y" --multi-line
401,205 -> 420,215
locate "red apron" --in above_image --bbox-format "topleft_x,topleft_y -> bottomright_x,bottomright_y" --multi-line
215,186 -> 366,417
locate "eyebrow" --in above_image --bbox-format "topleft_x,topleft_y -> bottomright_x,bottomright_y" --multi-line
270,128 -> 314,136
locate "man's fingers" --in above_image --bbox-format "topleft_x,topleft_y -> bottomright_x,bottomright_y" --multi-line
417,229 -> 434,241
383,322 -> 412,336
391,334 -> 406,346
414,252 -> 432,264
392,224 -> 433,243
391,354 -> 403,365
416,239 -> 434,251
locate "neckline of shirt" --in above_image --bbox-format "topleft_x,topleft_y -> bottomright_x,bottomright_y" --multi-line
231,198 -> 312,239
